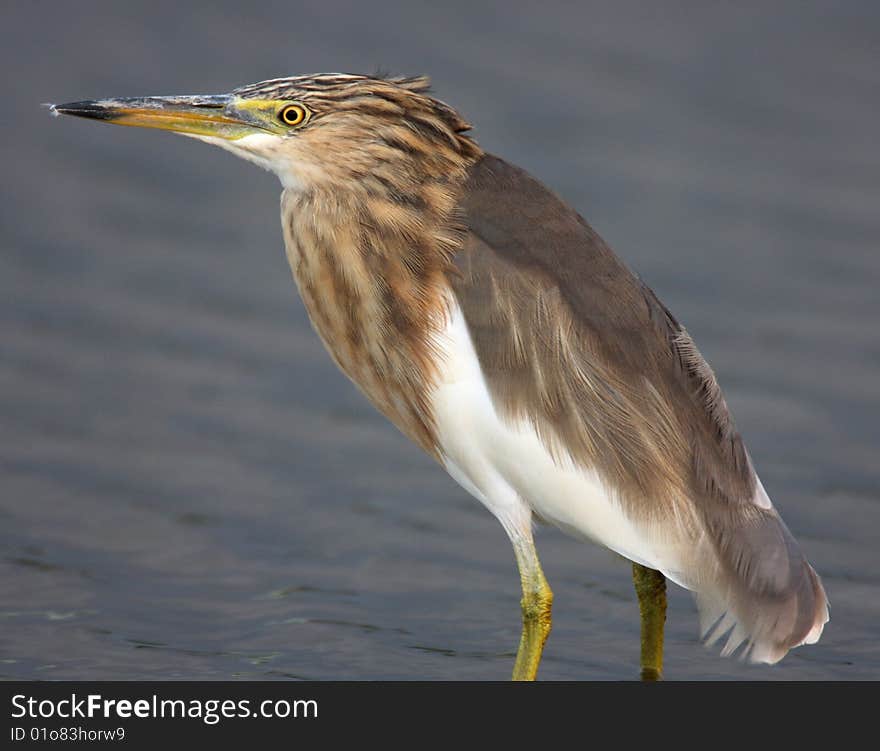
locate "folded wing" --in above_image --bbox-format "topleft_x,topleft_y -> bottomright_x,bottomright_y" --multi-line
450,154 -> 828,662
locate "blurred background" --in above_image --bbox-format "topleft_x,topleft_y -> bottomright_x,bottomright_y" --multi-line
1,1 -> 878,679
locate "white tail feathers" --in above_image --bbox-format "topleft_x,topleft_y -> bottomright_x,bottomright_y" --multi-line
695,561 -> 829,664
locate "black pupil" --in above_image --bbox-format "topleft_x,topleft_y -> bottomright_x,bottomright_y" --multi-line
283,107 -> 300,124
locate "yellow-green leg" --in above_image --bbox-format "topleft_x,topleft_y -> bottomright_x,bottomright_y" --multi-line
511,536 -> 553,681
632,562 -> 667,681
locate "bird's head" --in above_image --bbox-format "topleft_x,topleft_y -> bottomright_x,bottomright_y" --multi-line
51,73 -> 482,192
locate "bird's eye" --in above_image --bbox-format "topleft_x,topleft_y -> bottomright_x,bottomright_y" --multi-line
279,104 -> 308,127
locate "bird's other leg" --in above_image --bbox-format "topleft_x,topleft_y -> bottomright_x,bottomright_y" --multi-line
510,532 -> 553,681
632,562 -> 667,681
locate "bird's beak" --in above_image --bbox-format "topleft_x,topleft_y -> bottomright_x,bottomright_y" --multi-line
49,94 -> 261,140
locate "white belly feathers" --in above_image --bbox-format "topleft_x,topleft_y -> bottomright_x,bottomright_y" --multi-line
429,296 -> 674,573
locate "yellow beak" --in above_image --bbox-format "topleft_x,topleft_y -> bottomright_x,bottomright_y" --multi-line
50,95 -> 261,140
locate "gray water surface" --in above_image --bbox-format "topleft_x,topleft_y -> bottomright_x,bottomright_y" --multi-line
1,1 -> 878,679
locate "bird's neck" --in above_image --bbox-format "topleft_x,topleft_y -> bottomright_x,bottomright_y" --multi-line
280,161 -> 476,454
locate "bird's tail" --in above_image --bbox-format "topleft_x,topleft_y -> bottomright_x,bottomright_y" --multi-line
689,509 -> 829,664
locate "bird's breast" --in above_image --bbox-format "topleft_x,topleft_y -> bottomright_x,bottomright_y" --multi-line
280,190 -> 454,456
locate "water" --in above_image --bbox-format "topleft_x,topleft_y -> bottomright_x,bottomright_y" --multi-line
1,1 -> 878,680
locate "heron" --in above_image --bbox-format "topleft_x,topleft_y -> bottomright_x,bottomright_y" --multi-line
50,73 -> 828,680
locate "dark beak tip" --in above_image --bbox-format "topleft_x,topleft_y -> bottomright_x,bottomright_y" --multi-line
47,100 -> 114,120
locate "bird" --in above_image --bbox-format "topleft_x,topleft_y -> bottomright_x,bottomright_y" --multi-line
50,73 -> 828,680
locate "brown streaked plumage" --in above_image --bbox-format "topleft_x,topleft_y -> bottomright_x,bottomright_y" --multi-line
267,76 -> 480,453
52,72 -> 828,679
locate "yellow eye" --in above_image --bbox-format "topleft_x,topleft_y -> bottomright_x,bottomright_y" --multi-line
278,104 -> 307,127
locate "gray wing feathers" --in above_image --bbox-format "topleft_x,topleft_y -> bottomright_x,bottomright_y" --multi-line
454,154 -> 828,662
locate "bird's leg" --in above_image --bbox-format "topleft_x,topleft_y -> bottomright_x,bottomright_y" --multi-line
511,535 -> 553,681
632,562 -> 667,681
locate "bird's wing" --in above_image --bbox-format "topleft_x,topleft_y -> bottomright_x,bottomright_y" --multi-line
450,153 -> 827,662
